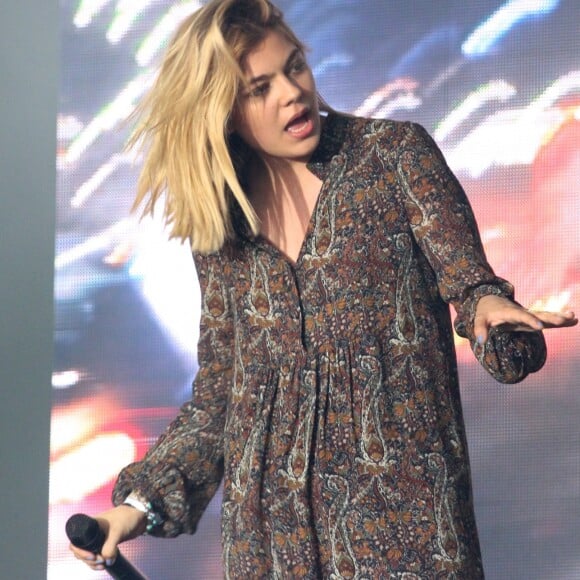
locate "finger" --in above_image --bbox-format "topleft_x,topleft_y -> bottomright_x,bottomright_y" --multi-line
88,556 -> 107,571
100,533 -> 120,564
489,309 -> 544,331
489,311 -> 577,332
473,308 -> 540,342
70,545 -> 107,570
473,317 -> 489,346
533,310 -> 578,328
87,515 -> 118,564
475,308 -> 543,338
69,545 -> 93,559
69,544 -> 102,563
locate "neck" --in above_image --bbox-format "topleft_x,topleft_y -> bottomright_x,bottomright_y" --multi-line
245,154 -> 323,264
260,153 -> 310,181
247,154 -> 312,200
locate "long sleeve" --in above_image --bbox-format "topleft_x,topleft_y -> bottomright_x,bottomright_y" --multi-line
112,251 -> 234,536
396,122 -> 546,383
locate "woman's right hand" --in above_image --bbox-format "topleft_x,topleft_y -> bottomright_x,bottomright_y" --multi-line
69,504 -> 147,571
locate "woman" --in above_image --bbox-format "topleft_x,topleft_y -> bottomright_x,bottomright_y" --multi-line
70,0 -> 577,577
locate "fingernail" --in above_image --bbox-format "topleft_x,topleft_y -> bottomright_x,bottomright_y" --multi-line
94,557 -> 104,565
106,558 -> 115,567
477,335 -> 484,345
83,554 -> 96,562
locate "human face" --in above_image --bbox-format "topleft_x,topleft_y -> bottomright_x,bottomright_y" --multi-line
232,29 -> 321,166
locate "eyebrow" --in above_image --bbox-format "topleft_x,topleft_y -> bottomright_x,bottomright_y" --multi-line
246,47 -> 303,86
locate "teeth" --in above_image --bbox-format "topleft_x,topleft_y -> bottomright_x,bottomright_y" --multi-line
286,113 -> 309,133
288,120 -> 308,133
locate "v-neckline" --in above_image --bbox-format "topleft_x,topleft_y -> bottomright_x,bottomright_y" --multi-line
256,179 -> 327,269
236,113 -> 345,266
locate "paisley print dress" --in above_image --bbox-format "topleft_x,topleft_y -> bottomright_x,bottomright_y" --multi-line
114,114 -> 547,579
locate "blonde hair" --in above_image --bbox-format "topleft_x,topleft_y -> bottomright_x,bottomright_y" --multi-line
128,0 -> 306,254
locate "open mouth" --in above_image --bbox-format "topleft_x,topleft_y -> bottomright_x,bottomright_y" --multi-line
285,111 -> 313,136
285,111 -> 309,132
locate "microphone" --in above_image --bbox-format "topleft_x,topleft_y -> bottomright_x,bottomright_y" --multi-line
66,513 -> 148,580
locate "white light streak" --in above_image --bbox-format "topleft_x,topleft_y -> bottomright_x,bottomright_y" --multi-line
64,71 -> 154,164
480,226 -> 507,245
106,0 -> 156,44
435,81 -> 516,141
522,71 -> 580,118
70,153 -> 127,208
55,218 -> 134,270
52,370 -> 82,390
312,53 -> 354,78
462,0 -> 560,58
73,0 -> 114,28
57,114 -> 84,142
530,290 -> 572,313
129,217 -> 200,355
136,1 -> 202,67
445,108 -> 564,177
374,93 -> 422,118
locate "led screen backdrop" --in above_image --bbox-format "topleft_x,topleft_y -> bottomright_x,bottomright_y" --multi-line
50,1 -> 580,578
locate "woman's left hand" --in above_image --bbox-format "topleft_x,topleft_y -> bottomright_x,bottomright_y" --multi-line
473,294 -> 577,345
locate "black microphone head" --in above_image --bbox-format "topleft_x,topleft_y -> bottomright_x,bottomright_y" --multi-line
66,513 -> 105,553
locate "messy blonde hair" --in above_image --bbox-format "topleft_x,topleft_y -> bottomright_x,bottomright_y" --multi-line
129,0 -> 305,254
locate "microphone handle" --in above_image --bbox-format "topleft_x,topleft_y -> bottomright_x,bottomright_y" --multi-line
66,513 -> 149,580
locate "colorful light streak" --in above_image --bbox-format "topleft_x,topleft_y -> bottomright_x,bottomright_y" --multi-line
50,433 -> 136,503
354,78 -> 419,118
50,395 -> 119,456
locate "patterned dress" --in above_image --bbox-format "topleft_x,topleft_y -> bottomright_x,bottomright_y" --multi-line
114,114 -> 547,579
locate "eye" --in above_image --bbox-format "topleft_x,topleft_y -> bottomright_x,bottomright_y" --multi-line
248,83 -> 270,98
289,57 -> 307,75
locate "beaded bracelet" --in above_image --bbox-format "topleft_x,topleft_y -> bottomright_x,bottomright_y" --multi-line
123,493 -> 163,534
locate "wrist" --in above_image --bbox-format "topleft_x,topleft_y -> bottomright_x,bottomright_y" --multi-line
122,492 -> 163,534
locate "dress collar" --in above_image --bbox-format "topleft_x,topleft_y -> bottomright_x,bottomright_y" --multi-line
307,112 -> 350,180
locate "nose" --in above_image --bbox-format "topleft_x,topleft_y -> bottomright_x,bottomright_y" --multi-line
278,74 -> 302,105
